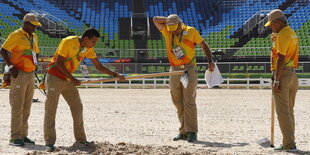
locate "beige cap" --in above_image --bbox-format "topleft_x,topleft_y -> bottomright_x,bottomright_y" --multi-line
23,13 -> 42,26
166,14 -> 182,31
264,9 -> 285,27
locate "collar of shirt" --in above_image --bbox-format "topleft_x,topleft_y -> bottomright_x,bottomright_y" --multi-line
278,26 -> 290,34
181,23 -> 186,29
19,27 -> 32,38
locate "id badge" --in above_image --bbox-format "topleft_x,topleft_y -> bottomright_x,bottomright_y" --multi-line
32,51 -> 38,65
172,46 -> 185,59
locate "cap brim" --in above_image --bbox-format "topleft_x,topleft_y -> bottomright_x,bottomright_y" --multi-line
166,24 -> 178,31
264,21 -> 271,27
30,21 -> 42,27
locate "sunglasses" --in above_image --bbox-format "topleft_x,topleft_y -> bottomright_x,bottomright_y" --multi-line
270,19 -> 279,25
26,21 -> 37,27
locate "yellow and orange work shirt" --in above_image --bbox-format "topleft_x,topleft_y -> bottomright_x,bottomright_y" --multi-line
272,26 -> 299,70
1,28 -> 40,72
161,24 -> 204,66
48,36 -> 97,80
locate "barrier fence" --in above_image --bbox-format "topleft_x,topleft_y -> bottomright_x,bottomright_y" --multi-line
46,77 -> 310,88
6,61 -> 307,75
0,45 -> 309,88
1,61 -> 310,89
1,76 -> 310,89
1,61 -> 310,75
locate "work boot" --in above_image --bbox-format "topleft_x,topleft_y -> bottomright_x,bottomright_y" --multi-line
76,140 -> 91,145
187,132 -> 197,142
173,133 -> 188,141
23,137 -> 35,144
274,144 -> 297,151
9,138 -> 24,146
45,144 -> 55,152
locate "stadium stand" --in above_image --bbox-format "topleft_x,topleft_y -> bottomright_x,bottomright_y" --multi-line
0,0 -> 309,61
48,0 -> 135,51
234,0 -> 310,57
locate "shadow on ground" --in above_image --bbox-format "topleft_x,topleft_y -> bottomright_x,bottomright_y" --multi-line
193,140 -> 249,148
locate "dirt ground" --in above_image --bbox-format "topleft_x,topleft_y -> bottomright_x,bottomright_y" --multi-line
0,88 -> 309,155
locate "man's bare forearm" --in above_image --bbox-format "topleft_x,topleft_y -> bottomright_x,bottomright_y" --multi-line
199,41 -> 213,62
153,16 -> 167,24
0,48 -> 13,66
275,54 -> 285,81
96,64 -> 116,76
202,46 -> 213,62
55,62 -> 76,81
153,16 -> 167,30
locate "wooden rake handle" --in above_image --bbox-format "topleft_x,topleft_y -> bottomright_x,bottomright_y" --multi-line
271,93 -> 275,147
81,70 -> 187,84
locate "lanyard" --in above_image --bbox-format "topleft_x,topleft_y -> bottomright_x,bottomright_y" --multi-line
76,47 -> 84,62
24,34 -> 34,50
171,29 -> 184,48
43,46 -> 85,83
46,46 -> 84,72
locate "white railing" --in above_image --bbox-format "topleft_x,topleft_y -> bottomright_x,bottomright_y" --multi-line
1,77 -> 310,89
70,77 -> 310,89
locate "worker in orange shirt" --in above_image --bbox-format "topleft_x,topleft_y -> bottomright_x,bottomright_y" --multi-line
265,9 -> 299,151
153,14 -> 215,142
43,28 -> 125,152
0,13 -> 41,146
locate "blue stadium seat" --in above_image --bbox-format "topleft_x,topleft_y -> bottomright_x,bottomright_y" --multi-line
1,0 -> 308,52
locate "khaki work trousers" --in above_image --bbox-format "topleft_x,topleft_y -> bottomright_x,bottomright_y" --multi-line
273,68 -> 298,148
169,63 -> 198,134
10,71 -> 35,139
44,74 -> 86,145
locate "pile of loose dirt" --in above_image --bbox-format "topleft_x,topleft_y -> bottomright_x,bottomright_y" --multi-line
29,141 -> 210,155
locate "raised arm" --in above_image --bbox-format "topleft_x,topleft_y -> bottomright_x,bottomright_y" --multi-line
153,16 -> 167,31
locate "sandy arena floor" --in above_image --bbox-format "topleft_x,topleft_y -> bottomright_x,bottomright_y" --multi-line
0,88 -> 309,155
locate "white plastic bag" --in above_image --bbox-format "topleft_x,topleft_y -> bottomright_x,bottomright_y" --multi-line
180,72 -> 189,88
205,63 -> 224,88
